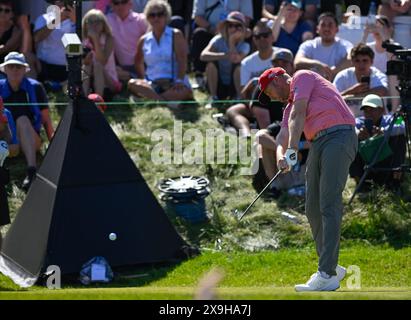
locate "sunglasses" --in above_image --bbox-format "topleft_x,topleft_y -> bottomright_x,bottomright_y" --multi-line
254,32 -> 271,40
0,7 -> 12,14
148,11 -> 165,19
112,0 -> 129,5
228,23 -> 243,30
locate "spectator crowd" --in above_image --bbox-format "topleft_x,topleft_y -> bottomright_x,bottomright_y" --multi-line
0,0 -> 410,199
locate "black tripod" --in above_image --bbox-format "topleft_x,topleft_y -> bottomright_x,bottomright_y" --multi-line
348,102 -> 411,205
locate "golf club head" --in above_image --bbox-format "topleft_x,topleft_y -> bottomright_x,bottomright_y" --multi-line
233,209 -> 243,220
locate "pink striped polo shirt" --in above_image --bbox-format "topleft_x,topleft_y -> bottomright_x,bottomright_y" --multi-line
281,70 -> 355,141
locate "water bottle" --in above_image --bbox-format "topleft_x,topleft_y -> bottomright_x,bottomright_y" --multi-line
367,1 -> 377,26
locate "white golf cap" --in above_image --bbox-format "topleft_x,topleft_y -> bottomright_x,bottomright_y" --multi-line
0,51 -> 30,73
360,94 -> 384,110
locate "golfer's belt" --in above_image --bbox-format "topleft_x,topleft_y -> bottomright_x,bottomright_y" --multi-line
313,124 -> 355,142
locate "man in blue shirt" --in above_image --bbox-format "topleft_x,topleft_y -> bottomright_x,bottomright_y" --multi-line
350,94 -> 406,191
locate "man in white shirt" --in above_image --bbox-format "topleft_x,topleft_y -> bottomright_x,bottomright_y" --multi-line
33,1 -> 76,83
294,12 -> 353,81
333,43 -> 388,116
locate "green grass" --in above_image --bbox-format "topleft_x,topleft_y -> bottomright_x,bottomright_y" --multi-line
0,244 -> 410,299
1,86 -> 411,299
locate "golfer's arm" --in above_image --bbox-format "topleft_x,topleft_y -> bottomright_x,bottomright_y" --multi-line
276,127 -> 289,160
288,99 -> 307,150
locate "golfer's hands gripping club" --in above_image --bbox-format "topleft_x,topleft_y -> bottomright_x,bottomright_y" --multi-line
278,148 -> 298,172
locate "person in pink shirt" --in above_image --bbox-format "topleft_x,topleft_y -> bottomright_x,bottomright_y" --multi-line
106,0 -> 148,81
82,9 -> 122,100
257,67 -> 358,292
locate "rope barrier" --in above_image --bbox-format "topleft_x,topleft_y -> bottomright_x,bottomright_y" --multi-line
1,96 -> 403,107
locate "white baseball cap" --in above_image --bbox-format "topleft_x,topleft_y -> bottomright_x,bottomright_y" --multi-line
360,94 -> 384,109
0,52 -> 30,73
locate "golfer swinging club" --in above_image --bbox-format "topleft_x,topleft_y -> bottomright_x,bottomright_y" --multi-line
258,67 -> 357,291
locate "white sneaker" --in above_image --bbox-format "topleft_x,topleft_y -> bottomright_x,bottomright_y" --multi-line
336,265 -> 347,282
295,271 -> 340,292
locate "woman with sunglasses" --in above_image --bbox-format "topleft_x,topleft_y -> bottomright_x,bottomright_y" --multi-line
82,9 -> 121,100
0,0 -> 22,70
200,11 -> 250,107
128,0 -> 193,103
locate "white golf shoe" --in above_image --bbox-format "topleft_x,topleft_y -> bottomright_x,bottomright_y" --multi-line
336,265 -> 347,282
295,271 -> 340,292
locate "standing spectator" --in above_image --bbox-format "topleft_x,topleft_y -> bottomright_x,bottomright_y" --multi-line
128,0 -> 193,102
82,9 -> 122,100
333,43 -> 388,116
106,0 -> 148,82
294,12 -> 353,81
33,0 -> 76,83
271,0 -> 314,56
200,11 -> 250,107
0,1 -> 22,68
191,0 -> 253,87
0,52 -> 54,191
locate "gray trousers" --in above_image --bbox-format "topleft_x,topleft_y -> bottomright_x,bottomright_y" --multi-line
305,128 -> 358,275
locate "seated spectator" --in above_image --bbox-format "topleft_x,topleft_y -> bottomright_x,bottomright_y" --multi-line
294,12 -> 353,81
263,0 -> 320,28
191,0 -> 253,87
33,0 -> 76,84
271,0 -> 314,56
349,94 -> 406,191
127,0 -> 193,102
0,98 -> 11,245
333,43 -> 388,116
106,0 -> 148,82
0,0 -> 22,71
225,19 -> 282,137
82,9 -> 122,101
361,14 -> 400,111
361,15 -> 394,73
200,11 -> 250,107
0,52 -> 54,191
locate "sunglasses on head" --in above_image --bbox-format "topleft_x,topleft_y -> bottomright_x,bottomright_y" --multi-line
254,32 -> 271,40
0,7 -> 12,14
148,11 -> 165,18
112,0 -> 129,5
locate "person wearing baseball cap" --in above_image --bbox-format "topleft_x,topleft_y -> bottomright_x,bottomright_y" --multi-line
258,67 -> 357,291
349,94 -> 406,191
0,51 -> 55,192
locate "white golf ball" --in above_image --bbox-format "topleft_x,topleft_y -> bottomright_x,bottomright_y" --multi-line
109,233 -> 117,241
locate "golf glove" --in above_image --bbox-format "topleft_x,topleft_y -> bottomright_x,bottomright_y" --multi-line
0,140 -> 9,167
284,148 -> 298,169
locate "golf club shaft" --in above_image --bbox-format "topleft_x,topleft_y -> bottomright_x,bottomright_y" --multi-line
238,169 -> 283,220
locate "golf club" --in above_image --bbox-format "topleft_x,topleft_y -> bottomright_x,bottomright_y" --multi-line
234,169 -> 283,220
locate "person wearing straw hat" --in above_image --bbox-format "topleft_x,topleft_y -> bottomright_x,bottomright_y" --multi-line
0,51 -> 54,191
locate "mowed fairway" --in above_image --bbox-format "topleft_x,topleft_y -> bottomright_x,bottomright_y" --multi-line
0,244 -> 410,300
